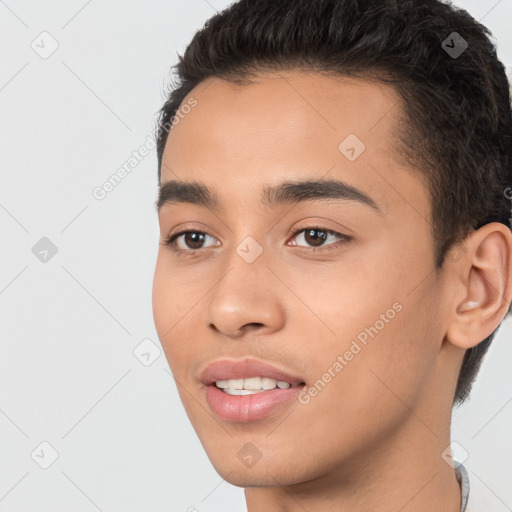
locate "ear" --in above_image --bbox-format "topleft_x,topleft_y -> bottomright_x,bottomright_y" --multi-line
445,222 -> 512,349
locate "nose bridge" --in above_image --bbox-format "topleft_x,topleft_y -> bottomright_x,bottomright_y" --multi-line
217,232 -> 270,298
206,232 -> 284,336
220,209 -> 271,275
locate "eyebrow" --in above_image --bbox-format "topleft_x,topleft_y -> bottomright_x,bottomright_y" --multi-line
155,178 -> 383,215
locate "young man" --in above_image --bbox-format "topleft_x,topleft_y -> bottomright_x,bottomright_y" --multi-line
152,1 -> 512,510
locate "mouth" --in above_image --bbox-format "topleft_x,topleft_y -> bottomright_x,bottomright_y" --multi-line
200,357 -> 305,387
199,358 -> 306,422
204,381 -> 306,422
213,377 -> 305,395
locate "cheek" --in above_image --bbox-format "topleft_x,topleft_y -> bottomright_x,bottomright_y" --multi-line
152,257 -> 186,360
301,251 -> 439,412
152,255 -> 195,333
287,298 -> 438,467
152,255 -> 205,376
152,258 -> 170,337
335,290 -> 438,417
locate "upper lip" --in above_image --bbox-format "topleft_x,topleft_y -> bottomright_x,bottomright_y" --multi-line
199,357 -> 305,386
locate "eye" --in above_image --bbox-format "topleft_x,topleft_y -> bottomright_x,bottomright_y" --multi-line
161,225 -> 350,256
288,226 -> 349,252
161,230 -> 218,253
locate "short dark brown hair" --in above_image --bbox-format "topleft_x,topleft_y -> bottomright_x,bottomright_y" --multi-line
154,0 -> 512,406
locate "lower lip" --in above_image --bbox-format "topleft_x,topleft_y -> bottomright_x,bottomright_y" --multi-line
205,384 -> 304,422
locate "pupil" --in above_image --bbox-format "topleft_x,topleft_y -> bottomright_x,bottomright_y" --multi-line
186,232 -> 204,249
305,229 -> 326,247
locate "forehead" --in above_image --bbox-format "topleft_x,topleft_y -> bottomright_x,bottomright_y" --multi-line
160,71 -> 427,221
164,71 -> 402,160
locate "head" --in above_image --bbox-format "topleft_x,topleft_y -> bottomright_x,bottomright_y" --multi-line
152,0 -> 512,488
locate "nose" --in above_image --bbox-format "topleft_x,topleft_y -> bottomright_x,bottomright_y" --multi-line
206,249 -> 286,339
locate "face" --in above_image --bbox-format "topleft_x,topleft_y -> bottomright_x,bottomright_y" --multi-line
152,71 -> 453,487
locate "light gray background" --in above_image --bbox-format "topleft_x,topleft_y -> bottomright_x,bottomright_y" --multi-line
1,1 -> 511,511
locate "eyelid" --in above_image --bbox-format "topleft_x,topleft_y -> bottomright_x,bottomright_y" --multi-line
288,227 -> 346,249
161,222 -> 351,255
167,231 -> 219,251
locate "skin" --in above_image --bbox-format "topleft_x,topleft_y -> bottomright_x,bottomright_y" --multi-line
152,71 -> 512,512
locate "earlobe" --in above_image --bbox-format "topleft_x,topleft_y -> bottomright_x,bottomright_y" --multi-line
446,223 -> 512,350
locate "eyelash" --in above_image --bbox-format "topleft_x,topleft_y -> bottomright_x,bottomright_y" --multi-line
161,225 -> 351,257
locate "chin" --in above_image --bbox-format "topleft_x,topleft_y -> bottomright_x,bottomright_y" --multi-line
207,452 -> 311,488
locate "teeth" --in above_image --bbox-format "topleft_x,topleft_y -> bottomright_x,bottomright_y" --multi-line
224,389 -> 266,396
243,377 -> 262,390
228,379 -> 244,390
214,377 -> 293,391
262,377 -> 278,390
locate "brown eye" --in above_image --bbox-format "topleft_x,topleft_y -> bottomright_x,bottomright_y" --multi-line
303,228 -> 328,247
291,227 -> 348,251
162,225 -> 350,256
181,232 -> 207,249
163,230 -> 217,251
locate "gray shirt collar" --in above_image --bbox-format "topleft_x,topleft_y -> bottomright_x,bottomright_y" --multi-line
455,463 -> 470,512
